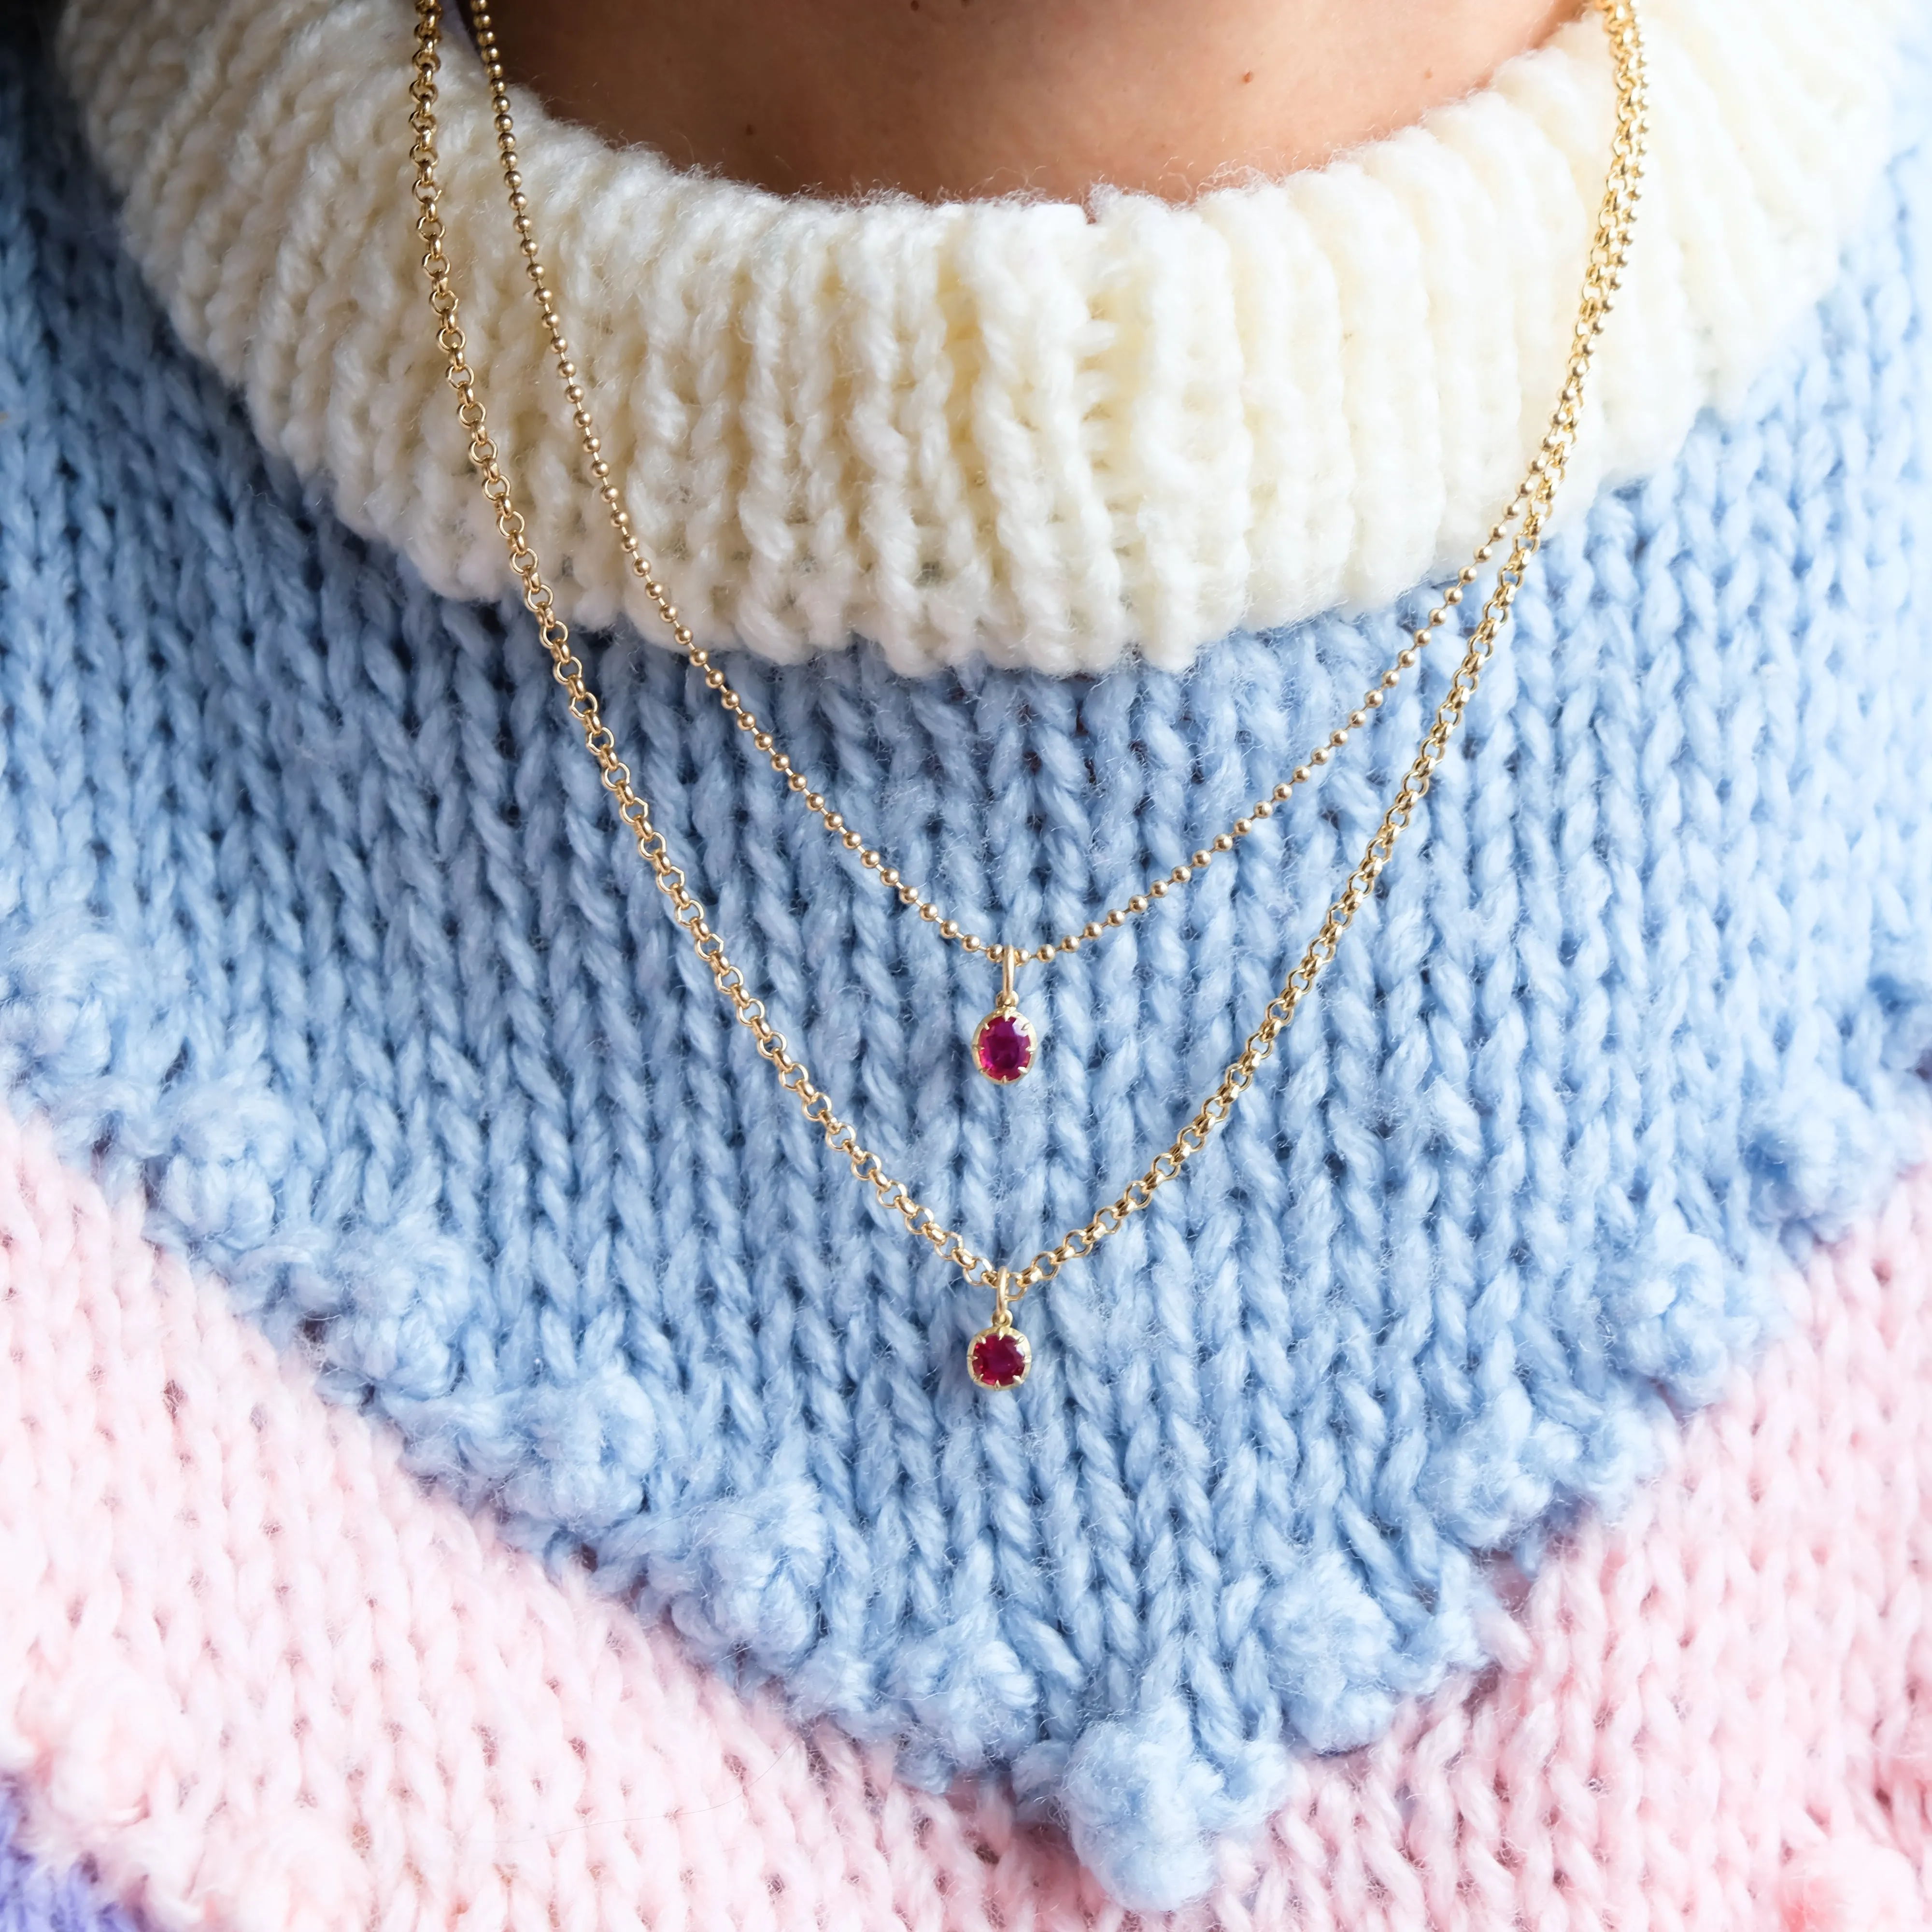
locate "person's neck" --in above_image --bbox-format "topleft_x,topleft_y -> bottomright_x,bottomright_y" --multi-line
482,0 -> 1579,204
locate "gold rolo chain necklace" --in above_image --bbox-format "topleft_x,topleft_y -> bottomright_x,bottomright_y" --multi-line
406,0 -> 1647,1389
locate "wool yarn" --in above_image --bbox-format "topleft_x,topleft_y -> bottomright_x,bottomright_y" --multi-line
0,1790 -> 133,1932
7,1106 -> 1932,1931
55,0 -> 1913,672
8,13 -> 1932,1911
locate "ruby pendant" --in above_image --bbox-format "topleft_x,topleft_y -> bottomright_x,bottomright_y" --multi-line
975,946 -> 1037,1084
968,1323 -> 1031,1389
968,1270 -> 1031,1389
974,1008 -> 1036,1083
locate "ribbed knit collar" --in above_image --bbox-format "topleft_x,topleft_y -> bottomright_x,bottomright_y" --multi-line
58,0 -> 1916,673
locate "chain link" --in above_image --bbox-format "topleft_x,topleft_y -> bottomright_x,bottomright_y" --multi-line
407,0 -> 1646,1303
458,0 -> 1603,968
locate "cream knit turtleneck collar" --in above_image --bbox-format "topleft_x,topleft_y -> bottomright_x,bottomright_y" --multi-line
58,0 -> 1916,674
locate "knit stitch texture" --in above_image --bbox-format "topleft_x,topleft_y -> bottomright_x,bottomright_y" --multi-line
8,1106 -> 1932,1931
54,0 -> 1914,671
0,1793 -> 136,1932
5,23 -> 1932,1910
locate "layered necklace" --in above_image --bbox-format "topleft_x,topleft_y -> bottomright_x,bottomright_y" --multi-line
405,0 -> 1648,1388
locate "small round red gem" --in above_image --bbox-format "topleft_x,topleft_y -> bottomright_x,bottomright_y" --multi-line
968,1326 -> 1030,1389
974,1011 -> 1035,1083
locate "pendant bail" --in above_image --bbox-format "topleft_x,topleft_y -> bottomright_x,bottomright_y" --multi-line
999,944 -> 1018,1012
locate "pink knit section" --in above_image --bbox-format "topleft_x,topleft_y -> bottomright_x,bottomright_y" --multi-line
2,1101 -> 1932,1931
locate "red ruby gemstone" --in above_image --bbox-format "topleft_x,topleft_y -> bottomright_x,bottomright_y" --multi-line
975,1014 -> 1034,1083
970,1329 -> 1030,1389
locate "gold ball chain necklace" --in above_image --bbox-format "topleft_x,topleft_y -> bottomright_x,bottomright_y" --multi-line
406,0 -> 1647,1389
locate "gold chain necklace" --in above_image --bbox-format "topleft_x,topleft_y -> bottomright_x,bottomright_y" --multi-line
406,0 -> 1647,1388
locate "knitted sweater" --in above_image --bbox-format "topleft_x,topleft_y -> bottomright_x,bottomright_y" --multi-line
3,0 -> 1932,1924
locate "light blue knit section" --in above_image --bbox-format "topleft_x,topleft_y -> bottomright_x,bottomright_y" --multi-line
5,37 -> 1932,1909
